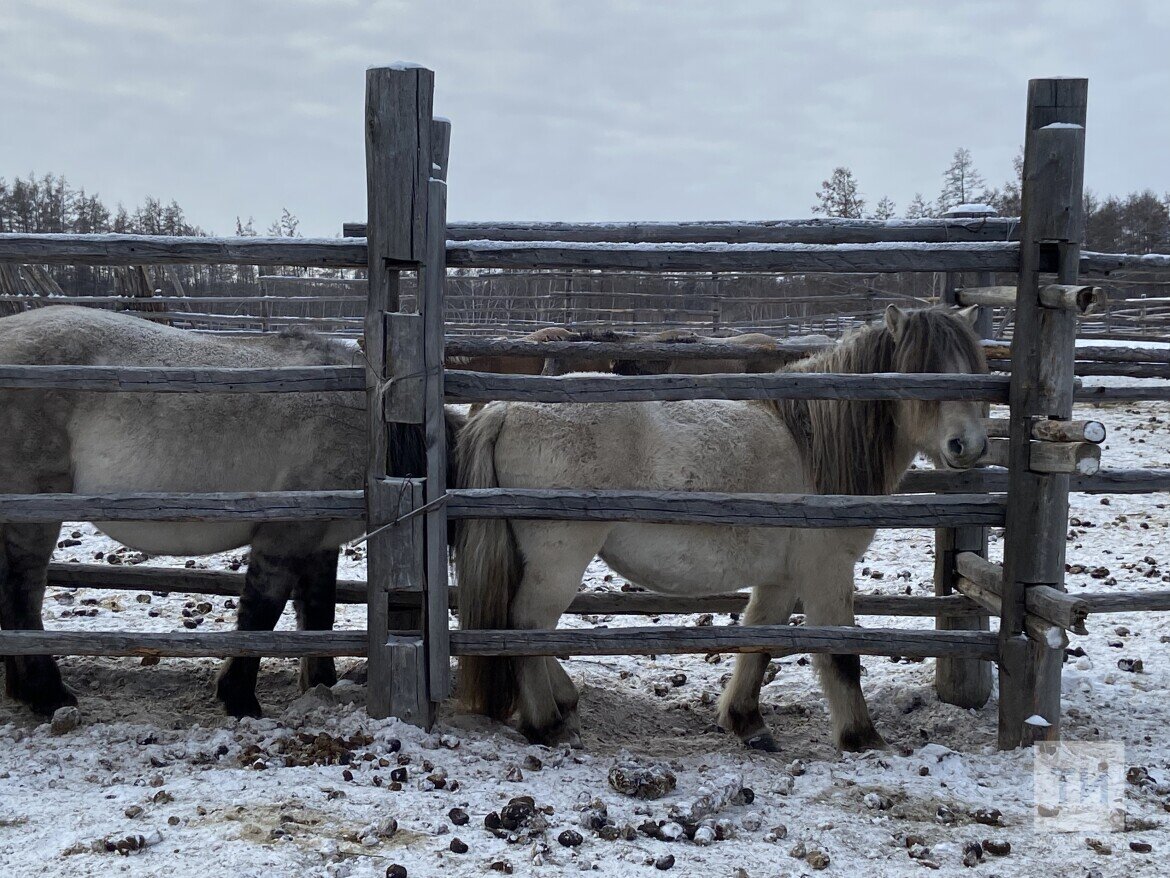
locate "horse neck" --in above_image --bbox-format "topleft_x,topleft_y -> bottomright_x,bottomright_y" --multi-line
774,325 -> 915,496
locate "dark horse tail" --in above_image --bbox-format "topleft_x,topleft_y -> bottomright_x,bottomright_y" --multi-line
388,409 -> 465,543
453,404 -> 523,721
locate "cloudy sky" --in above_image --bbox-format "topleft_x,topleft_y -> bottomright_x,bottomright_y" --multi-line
2,1 -> 1167,236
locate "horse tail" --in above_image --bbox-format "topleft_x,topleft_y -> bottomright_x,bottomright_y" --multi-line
455,403 -> 522,720
388,409 -> 464,483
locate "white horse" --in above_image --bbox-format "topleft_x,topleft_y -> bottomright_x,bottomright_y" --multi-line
455,305 -> 988,752
0,305 -> 460,718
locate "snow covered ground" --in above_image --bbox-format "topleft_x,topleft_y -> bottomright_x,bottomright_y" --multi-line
2,396 -> 1169,878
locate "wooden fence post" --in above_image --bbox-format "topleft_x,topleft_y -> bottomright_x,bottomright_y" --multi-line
364,64 -> 434,721
997,79 -> 1087,748
423,118 -> 452,700
934,269 -> 993,708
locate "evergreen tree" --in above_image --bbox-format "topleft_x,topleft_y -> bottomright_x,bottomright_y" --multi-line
235,215 -> 257,236
937,148 -> 988,212
811,167 -> 865,218
869,196 -> 896,220
904,193 -> 931,219
267,208 -> 301,237
992,147 -> 1024,216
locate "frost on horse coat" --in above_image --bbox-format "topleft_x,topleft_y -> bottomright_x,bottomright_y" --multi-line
455,305 -> 988,752
0,306 -> 454,718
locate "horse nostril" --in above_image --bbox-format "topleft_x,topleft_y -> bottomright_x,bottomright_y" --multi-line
947,437 -> 964,458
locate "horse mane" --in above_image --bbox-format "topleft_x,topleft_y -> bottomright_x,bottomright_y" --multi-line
766,308 -> 986,496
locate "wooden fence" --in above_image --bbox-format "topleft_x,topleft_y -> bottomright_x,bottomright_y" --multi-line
2,68 -> 1170,749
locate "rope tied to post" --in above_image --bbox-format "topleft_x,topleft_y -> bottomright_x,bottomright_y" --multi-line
347,491 -> 449,548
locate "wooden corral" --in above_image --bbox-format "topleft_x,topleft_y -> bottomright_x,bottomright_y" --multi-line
2,67 -> 1170,750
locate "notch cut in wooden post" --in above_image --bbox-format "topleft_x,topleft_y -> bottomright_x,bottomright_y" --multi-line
978,438 -> 1101,475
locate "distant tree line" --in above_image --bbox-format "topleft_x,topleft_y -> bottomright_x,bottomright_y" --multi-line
0,173 -> 320,295
811,148 -> 1170,254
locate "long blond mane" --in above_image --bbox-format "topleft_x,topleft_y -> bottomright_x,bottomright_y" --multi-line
766,308 -> 987,495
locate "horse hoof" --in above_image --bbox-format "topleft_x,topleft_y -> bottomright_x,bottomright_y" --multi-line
744,732 -> 781,753
838,727 -> 887,753
26,687 -> 78,718
222,696 -> 263,719
216,680 -> 263,718
520,719 -> 580,749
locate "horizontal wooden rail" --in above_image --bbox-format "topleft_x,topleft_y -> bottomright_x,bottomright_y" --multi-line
444,370 -> 1011,403
447,625 -> 1000,658
1074,384 -> 1170,402
4,294 -> 368,306
346,217 -> 1024,244
6,231 -> 1166,277
903,467 -> 1169,494
444,241 -> 1022,273
0,233 -> 370,267
0,629 -> 367,657
445,337 -> 831,362
0,624 -> 1000,659
445,487 -> 1006,528
0,365 -> 365,392
0,491 -> 365,523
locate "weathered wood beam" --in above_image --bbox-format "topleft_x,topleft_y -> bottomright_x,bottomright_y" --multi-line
345,217 -> 1025,244
443,487 -> 1005,528
978,438 -> 1101,475
444,241 -> 1021,274
0,624 -> 1001,660
953,576 -> 1065,649
957,552 -> 1089,635
0,491 -> 365,523
444,337 -> 830,363
0,233 -> 369,267
1075,384 -> 1170,402
0,629 -> 369,657
0,365 -> 365,393
444,370 -> 1011,404
957,284 -> 1105,315
998,78 -> 1089,747
451,624 -> 1000,659
983,418 -> 1105,443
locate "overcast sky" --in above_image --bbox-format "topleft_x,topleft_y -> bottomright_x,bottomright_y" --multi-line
2,1 -> 1168,236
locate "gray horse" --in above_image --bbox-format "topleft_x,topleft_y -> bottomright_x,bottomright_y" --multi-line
0,305 -> 458,718
456,306 -> 988,751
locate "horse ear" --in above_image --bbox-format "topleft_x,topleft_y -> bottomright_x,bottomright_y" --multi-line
884,304 -> 908,341
956,304 -> 980,326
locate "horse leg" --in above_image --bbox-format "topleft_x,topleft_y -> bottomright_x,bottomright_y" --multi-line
215,542 -> 300,717
292,548 -> 339,691
718,586 -> 797,753
510,521 -> 607,748
545,658 -> 582,745
0,523 -> 75,715
801,554 -> 885,752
